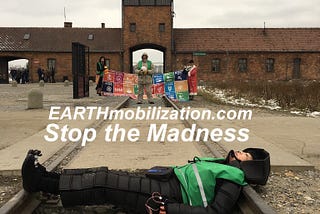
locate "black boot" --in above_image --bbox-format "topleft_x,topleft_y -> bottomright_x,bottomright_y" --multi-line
21,150 -> 60,194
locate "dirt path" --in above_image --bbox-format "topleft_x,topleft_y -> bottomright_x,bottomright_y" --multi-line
0,110 -> 49,149
0,84 -> 319,213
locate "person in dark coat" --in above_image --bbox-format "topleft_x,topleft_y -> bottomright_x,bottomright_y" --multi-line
37,67 -> 43,82
10,69 -> 17,82
21,148 -> 270,214
96,56 -> 107,96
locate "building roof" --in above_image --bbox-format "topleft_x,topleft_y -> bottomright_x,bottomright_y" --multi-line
0,27 -> 122,52
174,28 -> 320,53
1,27 -> 319,53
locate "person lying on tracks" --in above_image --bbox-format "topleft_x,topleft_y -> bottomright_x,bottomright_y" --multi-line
21,148 -> 270,214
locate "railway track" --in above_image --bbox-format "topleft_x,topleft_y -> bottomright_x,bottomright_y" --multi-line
0,97 -> 130,214
163,95 -> 276,214
0,95 -> 276,214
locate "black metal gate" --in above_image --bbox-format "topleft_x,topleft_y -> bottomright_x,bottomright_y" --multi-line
72,42 -> 90,99
0,59 -> 9,84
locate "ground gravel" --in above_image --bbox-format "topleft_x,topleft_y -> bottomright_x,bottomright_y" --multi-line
1,85 -> 319,213
180,93 -> 320,214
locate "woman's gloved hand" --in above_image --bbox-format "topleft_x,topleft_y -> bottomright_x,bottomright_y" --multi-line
145,192 -> 167,214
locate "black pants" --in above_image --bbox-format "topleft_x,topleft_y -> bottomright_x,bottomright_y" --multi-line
96,76 -> 103,90
58,168 -> 182,214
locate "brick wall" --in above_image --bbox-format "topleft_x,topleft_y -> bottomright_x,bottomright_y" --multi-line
174,52 -> 320,81
1,51 -> 319,83
122,5 -> 173,72
0,52 -> 121,82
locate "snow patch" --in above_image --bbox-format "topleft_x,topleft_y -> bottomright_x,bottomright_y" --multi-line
201,87 -> 319,118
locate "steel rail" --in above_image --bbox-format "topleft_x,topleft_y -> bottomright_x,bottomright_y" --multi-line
162,95 -> 276,214
0,96 -> 130,214
1,95 -> 276,214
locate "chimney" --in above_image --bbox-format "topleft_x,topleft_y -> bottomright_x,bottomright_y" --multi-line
263,21 -> 267,36
101,23 -> 105,28
64,22 -> 72,28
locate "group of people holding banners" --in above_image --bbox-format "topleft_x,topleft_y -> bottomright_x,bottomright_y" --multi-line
95,53 -> 198,103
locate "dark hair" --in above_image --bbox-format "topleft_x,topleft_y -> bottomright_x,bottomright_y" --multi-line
189,60 -> 194,64
99,56 -> 106,66
241,148 -> 270,185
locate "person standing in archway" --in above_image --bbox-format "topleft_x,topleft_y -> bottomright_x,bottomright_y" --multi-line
135,53 -> 154,104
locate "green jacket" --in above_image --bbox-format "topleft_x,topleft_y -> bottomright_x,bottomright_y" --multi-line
96,62 -> 105,77
135,60 -> 154,84
173,157 -> 247,207
137,60 -> 152,70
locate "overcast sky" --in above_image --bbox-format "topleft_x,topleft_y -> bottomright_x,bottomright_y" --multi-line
0,0 -> 319,28
3,0 -> 320,67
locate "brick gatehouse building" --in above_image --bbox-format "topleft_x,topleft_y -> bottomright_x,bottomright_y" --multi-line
0,0 -> 320,83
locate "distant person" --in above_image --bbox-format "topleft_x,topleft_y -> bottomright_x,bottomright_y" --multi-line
21,69 -> 27,84
37,67 -> 42,81
185,60 -> 198,100
45,69 -> 52,83
51,68 -> 56,83
16,70 -> 21,84
135,53 -> 154,104
41,69 -> 45,81
10,69 -> 17,82
25,69 -> 29,83
96,56 -> 107,96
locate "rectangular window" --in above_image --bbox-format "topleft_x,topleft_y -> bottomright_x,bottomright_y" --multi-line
88,34 -> 94,40
130,23 -> 136,32
23,33 -> 30,40
293,58 -> 301,79
212,59 -> 221,72
159,23 -> 165,32
47,59 -> 56,72
105,59 -> 110,68
238,58 -> 247,72
265,58 -> 275,72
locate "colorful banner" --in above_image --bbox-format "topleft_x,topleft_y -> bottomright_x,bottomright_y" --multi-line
153,83 -> 165,95
102,71 -> 191,101
174,70 -> 188,81
153,73 -> 164,84
165,82 -> 175,93
174,80 -> 188,93
164,72 -> 175,83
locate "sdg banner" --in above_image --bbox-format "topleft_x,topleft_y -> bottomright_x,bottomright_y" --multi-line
102,71 -> 190,101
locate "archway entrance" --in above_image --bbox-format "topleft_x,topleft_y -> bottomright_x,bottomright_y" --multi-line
0,56 -> 29,84
129,44 -> 166,74
8,59 -> 29,83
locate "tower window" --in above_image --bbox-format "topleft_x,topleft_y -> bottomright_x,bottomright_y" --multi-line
130,23 -> 136,32
159,23 -> 165,32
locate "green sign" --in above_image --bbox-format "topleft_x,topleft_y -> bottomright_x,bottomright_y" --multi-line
193,52 -> 207,56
